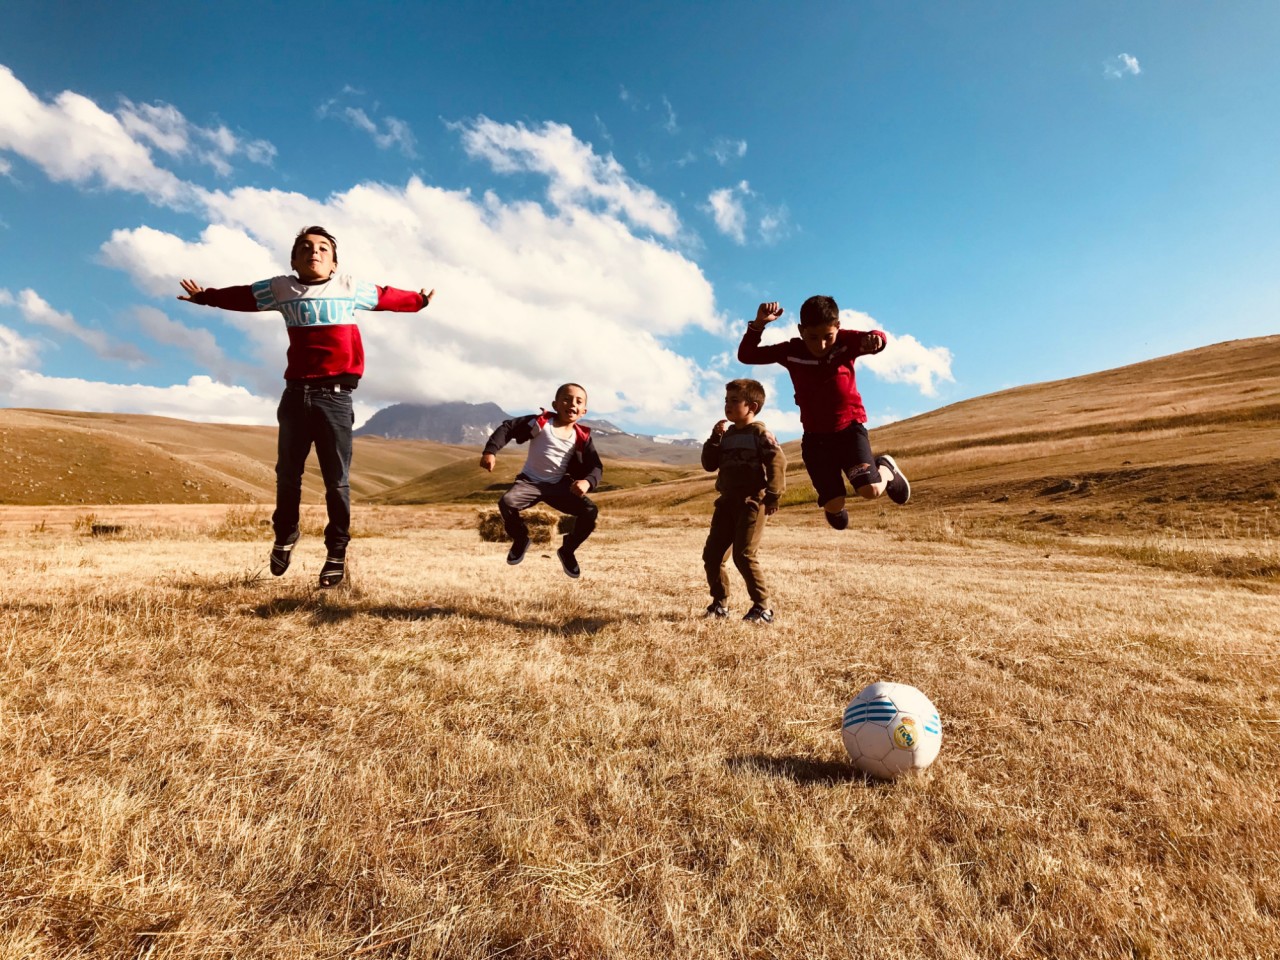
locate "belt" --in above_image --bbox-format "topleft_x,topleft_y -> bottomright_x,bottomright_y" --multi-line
284,382 -> 353,394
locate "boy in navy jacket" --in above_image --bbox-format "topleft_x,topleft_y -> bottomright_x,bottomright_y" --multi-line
480,383 -> 602,578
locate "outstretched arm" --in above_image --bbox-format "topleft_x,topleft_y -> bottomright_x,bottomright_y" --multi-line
375,286 -> 436,312
177,279 -> 258,311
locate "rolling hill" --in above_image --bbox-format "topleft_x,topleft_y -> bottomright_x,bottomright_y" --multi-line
3,335 -> 1276,533
601,335 -> 1280,535
0,409 -> 472,505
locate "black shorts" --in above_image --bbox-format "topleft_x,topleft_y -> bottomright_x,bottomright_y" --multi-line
800,423 -> 878,507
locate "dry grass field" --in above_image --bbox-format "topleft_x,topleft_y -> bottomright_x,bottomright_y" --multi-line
1,501 -> 1276,959
3,335 -> 1278,957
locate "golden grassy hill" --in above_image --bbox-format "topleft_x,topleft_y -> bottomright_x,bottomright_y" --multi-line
604,335 -> 1280,536
0,409 -> 471,506
369,452 -> 694,504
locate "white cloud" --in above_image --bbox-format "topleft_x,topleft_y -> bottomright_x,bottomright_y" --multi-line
102,166 -> 727,432
0,322 -> 41,379
702,182 -> 793,247
318,100 -> 417,157
709,137 -> 747,165
1104,53 -> 1141,79
661,96 -> 678,134
118,99 -> 277,175
758,204 -> 792,245
0,67 -> 273,207
0,65 -> 197,207
2,371 -> 277,424
131,305 -> 239,383
5,287 -> 147,364
703,182 -> 750,244
455,116 -> 681,238
842,310 -> 955,397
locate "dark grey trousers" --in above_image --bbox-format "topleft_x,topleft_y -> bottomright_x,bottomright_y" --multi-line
498,475 -> 598,551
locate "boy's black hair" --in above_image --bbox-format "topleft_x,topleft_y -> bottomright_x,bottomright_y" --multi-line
556,382 -> 587,402
292,225 -> 339,264
799,295 -> 839,328
725,378 -> 766,412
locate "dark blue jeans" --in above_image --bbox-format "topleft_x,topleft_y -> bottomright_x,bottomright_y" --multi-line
273,383 -> 354,555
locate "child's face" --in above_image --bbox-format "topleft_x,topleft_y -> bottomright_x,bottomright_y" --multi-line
292,233 -> 336,282
799,321 -> 840,358
723,390 -> 756,426
552,385 -> 587,424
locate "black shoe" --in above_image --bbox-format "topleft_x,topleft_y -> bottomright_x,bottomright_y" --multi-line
824,509 -> 849,530
269,530 -> 299,576
877,454 -> 911,505
318,555 -> 346,588
556,545 -> 581,579
705,600 -> 729,619
743,603 -> 774,624
506,535 -> 530,565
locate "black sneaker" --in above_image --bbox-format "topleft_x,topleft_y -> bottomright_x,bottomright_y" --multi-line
877,454 -> 911,505
556,545 -> 581,579
269,530 -> 299,576
705,600 -> 729,619
743,604 -> 773,624
824,509 -> 849,530
506,535 -> 530,565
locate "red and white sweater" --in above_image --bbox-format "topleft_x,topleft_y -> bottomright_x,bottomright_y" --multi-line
189,274 -> 427,385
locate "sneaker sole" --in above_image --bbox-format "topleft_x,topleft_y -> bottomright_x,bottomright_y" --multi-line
879,454 -> 911,505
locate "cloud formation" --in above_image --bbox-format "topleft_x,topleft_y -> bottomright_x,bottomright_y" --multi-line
843,310 -> 954,397
1,287 -> 147,364
704,182 -> 750,244
0,64 -> 949,436
1104,53 -> 1141,79
317,96 -> 417,156
456,116 -> 681,238
703,182 -> 791,246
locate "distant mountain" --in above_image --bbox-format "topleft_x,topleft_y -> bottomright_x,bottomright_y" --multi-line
356,402 -> 703,464
355,402 -> 510,446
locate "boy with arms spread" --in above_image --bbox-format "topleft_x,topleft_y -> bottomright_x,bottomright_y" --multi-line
701,378 -> 787,624
480,383 -> 602,579
178,226 -> 434,587
738,296 -> 908,530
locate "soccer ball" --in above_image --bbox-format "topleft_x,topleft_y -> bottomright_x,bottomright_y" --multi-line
841,681 -> 942,780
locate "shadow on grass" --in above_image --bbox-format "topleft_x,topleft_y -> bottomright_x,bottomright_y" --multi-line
244,596 -> 670,636
726,754 -> 862,785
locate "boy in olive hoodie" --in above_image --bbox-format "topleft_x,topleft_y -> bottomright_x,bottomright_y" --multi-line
701,378 -> 787,624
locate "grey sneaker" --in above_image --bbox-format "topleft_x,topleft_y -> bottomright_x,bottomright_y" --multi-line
877,454 -> 910,505
705,600 -> 729,619
506,535 -> 530,565
743,603 -> 774,624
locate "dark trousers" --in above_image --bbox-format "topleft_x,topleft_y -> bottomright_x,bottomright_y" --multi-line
498,475 -> 598,551
703,495 -> 770,605
273,384 -> 354,555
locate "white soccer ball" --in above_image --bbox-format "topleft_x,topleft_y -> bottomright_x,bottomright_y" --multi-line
841,681 -> 942,780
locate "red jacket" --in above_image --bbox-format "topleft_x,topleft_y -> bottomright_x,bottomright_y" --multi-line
737,324 -> 886,433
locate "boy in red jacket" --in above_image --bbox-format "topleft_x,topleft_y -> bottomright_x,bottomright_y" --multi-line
737,295 -> 908,530
179,225 -> 434,586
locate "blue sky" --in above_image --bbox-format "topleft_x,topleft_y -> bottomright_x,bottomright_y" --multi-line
1,2 -> 1277,439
